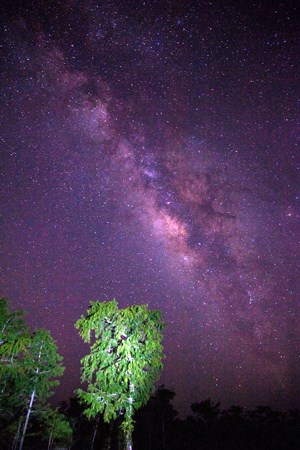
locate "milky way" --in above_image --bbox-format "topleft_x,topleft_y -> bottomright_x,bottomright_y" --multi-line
1,1 -> 299,413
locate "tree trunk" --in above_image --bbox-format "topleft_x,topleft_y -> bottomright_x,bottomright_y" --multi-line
18,388 -> 36,450
47,429 -> 53,450
125,381 -> 134,450
90,416 -> 100,450
103,421 -> 113,450
148,420 -> 152,450
161,413 -> 166,450
12,416 -> 22,450
18,342 -> 43,450
125,433 -> 133,450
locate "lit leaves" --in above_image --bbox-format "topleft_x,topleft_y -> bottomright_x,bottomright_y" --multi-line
75,299 -> 164,430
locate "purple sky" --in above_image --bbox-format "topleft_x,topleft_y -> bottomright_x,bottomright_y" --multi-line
1,0 -> 299,414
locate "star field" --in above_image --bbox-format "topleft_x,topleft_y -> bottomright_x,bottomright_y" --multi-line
1,0 -> 299,413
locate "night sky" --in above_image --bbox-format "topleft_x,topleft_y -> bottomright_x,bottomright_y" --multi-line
1,0 -> 299,414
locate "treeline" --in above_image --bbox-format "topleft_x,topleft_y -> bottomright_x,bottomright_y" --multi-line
65,387 -> 300,450
1,298 -> 300,450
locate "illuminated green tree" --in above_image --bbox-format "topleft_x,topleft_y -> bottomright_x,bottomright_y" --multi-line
75,299 -> 164,450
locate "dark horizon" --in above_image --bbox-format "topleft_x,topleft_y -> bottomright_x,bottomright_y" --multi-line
1,0 -> 299,416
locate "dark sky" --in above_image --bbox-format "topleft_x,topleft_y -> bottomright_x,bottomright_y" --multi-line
1,0 -> 299,414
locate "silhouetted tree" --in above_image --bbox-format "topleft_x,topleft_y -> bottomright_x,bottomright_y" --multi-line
191,398 -> 220,429
134,385 -> 177,449
59,398 -> 98,450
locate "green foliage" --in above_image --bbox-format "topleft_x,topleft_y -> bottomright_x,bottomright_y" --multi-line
0,299 -> 30,415
0,299 -> 29,356
21,328 -> 64,401
40,406 -> 73,447
0,299 -> 65,449
16,328 -> 65,449
75,299 -> 164,443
